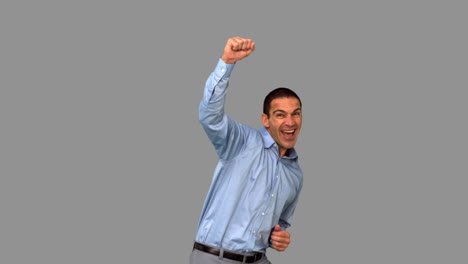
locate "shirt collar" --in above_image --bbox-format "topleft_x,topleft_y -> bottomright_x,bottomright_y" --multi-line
260,127 -> 298,159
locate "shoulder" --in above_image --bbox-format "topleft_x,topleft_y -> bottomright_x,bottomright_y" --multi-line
240,124 -> 263,142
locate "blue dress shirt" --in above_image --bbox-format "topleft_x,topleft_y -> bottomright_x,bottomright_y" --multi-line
196,59 -> 303,253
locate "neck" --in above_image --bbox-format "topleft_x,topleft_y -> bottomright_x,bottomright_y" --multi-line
279,148 -> 288,157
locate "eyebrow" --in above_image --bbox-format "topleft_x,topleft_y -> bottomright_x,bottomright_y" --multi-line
272,108 -> 302,114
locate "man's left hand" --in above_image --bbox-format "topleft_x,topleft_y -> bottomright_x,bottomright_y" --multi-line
270,225 -> 291,251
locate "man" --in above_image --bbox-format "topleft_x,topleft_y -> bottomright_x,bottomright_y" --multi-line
191,36 -> 303,264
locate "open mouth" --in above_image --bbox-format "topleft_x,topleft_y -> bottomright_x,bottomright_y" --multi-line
281,129 -> 296,140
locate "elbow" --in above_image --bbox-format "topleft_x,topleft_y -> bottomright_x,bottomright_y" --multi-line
198,109 -> 210,126
199,104 -> 224,128
198,102 -> 209,124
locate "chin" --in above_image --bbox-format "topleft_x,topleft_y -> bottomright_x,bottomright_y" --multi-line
282,143 -> 296,150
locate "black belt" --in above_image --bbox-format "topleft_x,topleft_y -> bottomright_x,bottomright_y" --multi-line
193,242 -> 264,263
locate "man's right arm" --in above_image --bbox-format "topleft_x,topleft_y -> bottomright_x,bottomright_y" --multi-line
198,37 -> 255,161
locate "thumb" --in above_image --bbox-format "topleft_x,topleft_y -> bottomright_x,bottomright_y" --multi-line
274,225 -> 282,231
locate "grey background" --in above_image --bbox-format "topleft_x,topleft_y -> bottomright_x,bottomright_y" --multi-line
1,1 -> 467,263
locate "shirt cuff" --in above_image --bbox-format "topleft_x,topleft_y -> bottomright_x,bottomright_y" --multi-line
213,58 -> 235,79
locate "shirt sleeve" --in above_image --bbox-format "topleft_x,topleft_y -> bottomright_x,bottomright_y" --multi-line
199,59 -> 246,162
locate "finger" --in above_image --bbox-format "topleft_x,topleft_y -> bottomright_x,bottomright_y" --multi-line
235,37 -> 253,51
271,235 -> 291,244
228,37 -> 255,52
228,37 -> 242,51
235,37 -> 248,51
273,239 -> 290,250
244,39 -> 255,51
273,241 -> 289,247
274,225 -> 281,231
241,39 -> 252,51
271,241 -> 287,251
236,38 -> 245,50
271,233 -> 290,241
271,235 -> 290,243
272,230 -> 290,238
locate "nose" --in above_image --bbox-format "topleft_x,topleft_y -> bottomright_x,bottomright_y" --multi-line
285,114 -> 295,126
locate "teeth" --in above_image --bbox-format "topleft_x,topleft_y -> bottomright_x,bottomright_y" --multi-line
284,130 -> 295,134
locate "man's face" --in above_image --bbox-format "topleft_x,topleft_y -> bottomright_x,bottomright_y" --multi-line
261,97 -> 302,157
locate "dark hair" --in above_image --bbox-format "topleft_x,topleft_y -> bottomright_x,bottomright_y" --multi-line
263,87 -> 302,116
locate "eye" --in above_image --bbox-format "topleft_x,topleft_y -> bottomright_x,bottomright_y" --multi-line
292,111 -> 301,117
275,113 -> 285,118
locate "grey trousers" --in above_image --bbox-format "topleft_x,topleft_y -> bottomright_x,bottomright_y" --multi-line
190,247 -> 271,264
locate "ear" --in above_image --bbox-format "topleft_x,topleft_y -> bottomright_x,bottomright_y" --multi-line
261,113 -> 270,128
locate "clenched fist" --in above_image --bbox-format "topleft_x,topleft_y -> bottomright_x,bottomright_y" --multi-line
270,225 -> 291,252
221,36 -> 256,64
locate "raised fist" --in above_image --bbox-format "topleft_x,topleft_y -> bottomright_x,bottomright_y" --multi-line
221,36 -> 255,64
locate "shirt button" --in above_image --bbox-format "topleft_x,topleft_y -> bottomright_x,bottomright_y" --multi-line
253,230 -> 256,234
262,212 -> 265,216
221,68 -> 225,72
271,194 -> 275,197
